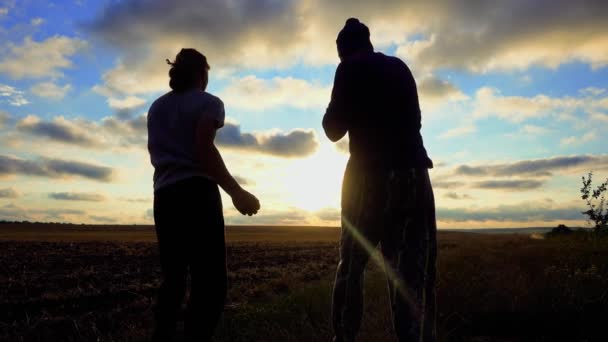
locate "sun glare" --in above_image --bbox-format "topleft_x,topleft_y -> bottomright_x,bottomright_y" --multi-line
281,142 -> 348,212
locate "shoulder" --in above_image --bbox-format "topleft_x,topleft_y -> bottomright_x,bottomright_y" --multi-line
204,91 -> 224,107
198,91 -> 225,127
190,90 -> 224,109
149,91 -> 172,111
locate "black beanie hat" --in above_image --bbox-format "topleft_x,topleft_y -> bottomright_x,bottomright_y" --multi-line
336,18 -> 373,58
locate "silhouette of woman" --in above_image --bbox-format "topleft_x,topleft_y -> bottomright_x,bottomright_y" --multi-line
147,48 -> 260,341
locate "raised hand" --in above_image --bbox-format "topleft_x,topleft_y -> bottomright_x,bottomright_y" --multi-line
231,188 -> 260,216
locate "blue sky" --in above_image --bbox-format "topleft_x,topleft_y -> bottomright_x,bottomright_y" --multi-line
0,0 -> 607,228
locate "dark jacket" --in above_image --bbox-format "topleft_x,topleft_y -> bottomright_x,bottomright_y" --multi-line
323,52 -> 433,171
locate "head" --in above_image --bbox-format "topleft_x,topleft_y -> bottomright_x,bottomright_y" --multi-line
166,48 -> 210,92
336,18 -> 374,61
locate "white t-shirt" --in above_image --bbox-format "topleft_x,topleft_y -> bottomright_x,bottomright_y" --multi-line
147,89 -> 225,192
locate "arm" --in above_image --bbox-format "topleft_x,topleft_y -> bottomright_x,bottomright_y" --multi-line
196,116 -> 260,215
323,63 -> 351,142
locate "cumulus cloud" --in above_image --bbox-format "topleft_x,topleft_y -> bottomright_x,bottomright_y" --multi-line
0,83 -> 28,106
0,188 -> 19,198
0,35 -> 87,79
49,192 -> 106,202
16,115 -> 101,147
219,76 -> 330,110
87,0 -> 608,97
107,95 -> 146,111
438,124 -> 476,139
453,155 -> 608,178
216,121 -> 319,157
417,76 -> 467,102
472,87 -> 608,123
30,82 -> 72,99
0,154 -> 114,181
101,114 -> 148,146
396,1 -> 608,73
473,180 -> 544,191
335,138 -> 349,154
560,131 -> 598,146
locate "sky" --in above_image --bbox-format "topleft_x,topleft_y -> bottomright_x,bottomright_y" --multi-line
0,0 -> 607,228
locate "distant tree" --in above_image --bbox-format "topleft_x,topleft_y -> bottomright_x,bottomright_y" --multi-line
552,224 -> 572,235
581,172 -> 608,231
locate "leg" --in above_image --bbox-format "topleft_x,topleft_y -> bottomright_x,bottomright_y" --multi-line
381,169 -> 437,342
183,179 -> 226,342
152,189 -> 189,342
332,216 -> 376,341
332,163 -> 383,341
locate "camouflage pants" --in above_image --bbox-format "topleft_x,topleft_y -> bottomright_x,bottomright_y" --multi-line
332,163 -> 437,342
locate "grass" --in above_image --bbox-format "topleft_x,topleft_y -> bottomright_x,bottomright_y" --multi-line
1,223 -> 608,341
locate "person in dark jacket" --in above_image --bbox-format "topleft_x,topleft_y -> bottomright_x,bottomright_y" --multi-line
324,18 -> 437,342
147,48 -> 260,342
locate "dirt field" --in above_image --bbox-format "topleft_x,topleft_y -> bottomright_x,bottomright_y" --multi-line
1,223 -> 607,341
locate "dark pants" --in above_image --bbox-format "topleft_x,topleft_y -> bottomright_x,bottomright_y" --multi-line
152,177 -> 226,342
332,162 -> 437,342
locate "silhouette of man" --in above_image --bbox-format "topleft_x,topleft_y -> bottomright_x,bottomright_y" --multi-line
324,18 -> 437,342
147,48 -> 260,342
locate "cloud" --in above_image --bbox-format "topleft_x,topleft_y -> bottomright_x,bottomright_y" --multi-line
0,8 -> 8,16
233,175 -> 253,186
438,124 -> 476,139
107,95 -> 146,110
89,215 -> 118,223
0,35 -> 87,79
395,1 -> 608,73
444,192 -> 472,200
453,155 -> 608,178
87,0 -> 608,97
560,131 -> 598,146
30,82 -> 72,99
0,111 -> 10,128
226,208 -> 310,226
16,115 -> 101,147
315,207 -> 341,222
0,154 -> 114,181
49,192 -> 106,202
101,114 -> 148,146
219,76 -> 330,110
0,203 -> 86,222
417,76 -> 467,101
433,181 -> 465,189
520,124 -> 552,135
335,138 -> 349,154
120,197 -> 151,203
0,188 -> 19,198
473,180 -> 544,191
216,121 -> 319,158
30,17 -> 44,26
437,204 -> 583,223
0,83 -> 28,106
580,87 -> 606,97
471,87 -> 608,123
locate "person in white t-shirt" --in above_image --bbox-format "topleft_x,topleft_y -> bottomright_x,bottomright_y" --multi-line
147,48 -> 260,342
